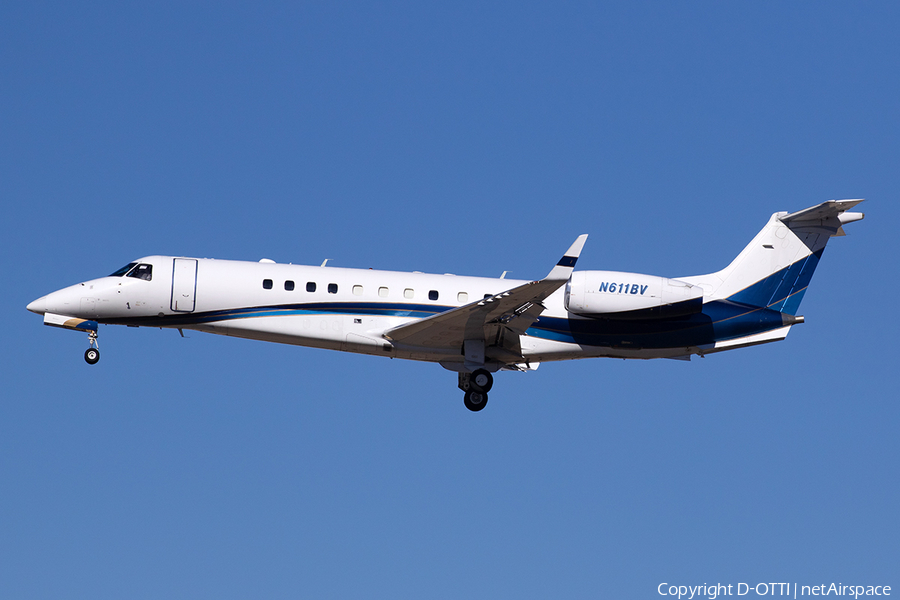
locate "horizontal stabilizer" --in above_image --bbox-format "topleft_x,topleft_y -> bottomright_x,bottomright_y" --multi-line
781,199 -> 865,237
781,199 -> 864,223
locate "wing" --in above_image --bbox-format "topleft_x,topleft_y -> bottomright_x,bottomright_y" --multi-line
383,235 -> 588,363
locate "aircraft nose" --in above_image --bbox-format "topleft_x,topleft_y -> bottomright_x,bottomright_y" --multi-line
27,296 -> 47,315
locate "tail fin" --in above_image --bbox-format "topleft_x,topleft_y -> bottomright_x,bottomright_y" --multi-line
682,200 -> 864,315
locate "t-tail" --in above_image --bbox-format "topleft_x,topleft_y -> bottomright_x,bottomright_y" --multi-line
682,200 -> 865,315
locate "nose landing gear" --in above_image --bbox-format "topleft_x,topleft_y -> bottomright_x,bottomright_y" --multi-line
458,369 -> 494,411
84,331 -> 100,365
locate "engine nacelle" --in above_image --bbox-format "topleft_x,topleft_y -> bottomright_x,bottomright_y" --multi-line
565,271 -> 704,320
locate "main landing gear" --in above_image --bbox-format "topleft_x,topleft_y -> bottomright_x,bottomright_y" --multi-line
84,331 -> 100,365
458,369 -> 494,412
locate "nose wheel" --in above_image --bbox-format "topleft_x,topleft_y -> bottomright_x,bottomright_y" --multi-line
84,331 -> 100,365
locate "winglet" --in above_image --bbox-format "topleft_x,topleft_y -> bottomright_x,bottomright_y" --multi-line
546,234 -> 588,280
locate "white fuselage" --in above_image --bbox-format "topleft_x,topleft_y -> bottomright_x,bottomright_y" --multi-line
30,256 -> 614,367
27,247 -> 819,370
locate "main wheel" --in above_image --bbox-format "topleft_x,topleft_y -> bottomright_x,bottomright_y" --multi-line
464,390 -> 488,412
84,348 -> 100,365
470,369 -> 493,392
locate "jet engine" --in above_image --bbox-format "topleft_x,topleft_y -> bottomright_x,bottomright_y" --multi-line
565,271 -> 704,320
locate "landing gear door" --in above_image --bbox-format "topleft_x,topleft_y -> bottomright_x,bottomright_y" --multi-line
171,258 -> 198,313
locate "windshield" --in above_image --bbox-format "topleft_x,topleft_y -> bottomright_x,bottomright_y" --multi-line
110,262 -> 138,277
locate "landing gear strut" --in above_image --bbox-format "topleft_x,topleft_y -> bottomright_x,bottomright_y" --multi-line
84,331 -> 100,365
458,369 -> 494,411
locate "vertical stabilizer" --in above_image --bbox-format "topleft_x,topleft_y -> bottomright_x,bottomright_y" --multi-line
680,200 -> 864,314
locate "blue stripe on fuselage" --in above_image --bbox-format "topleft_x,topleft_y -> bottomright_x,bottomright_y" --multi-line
100,301 -> 446,328
100,299 -> 788,350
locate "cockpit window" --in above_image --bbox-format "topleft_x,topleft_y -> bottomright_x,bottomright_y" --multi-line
128,264 -> 153,281
110,262 -> 138,277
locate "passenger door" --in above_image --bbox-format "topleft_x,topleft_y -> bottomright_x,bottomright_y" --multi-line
170,258 -> 197,312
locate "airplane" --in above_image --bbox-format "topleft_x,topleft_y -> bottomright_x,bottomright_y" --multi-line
27,199 -> 864,411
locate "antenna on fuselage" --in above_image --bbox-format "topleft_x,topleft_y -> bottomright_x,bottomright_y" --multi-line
321,259 -> 331,267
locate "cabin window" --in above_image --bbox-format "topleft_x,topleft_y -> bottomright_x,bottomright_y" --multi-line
378,287 -> 389,298
328,283 -> 338,294
307,282 -> 316,292
263,279 -> 273,289
285,280 -> 295,291
457,292 -> 468,303
128,264 -> 153,281
428,290 -> 439,301
404,288 -> 414,299
352,285 -> 363,296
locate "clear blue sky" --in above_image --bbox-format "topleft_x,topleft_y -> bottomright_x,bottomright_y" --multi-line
2,2 -> 897,598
